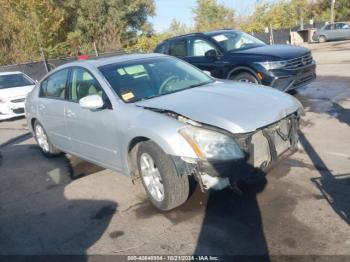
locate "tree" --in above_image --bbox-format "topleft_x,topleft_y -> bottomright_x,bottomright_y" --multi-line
243,0 -> 313,33
0,0 -> 68,63
67,0 -> 155,54
0,0 -> 155,64
193,0 -> 236,31
311,0 -> 350,22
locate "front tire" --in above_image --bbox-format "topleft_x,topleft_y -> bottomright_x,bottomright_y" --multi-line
34,121 -> 61,158
230,72 -> 259,84
137,141 -> 189,211
318,35 -> 327,43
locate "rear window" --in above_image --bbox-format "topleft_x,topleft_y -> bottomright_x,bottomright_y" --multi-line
0,73 -> 34,89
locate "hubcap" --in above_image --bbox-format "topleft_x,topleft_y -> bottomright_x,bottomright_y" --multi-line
35,125 -> 49,153
140,153 -> 165,202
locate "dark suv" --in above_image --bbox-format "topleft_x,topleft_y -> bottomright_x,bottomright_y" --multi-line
155,30 -> 316,92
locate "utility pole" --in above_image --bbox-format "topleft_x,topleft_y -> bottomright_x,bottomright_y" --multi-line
330,0 -> 336,23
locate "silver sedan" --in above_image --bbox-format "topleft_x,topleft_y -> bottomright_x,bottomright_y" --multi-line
25,54 -> 303,210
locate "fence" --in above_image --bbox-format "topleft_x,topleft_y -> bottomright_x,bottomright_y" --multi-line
0,50 -> 129,81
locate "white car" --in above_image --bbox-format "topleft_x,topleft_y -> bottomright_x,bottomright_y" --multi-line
0,71 -> 35,120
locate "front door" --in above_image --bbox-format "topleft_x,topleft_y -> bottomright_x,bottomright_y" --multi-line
185,37 -> 226,78
65,67 -> 121,170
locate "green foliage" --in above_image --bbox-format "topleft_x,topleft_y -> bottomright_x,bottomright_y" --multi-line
0,0 -> 348,64
193,0 -> 236,31
312,0 -> 350,22
243,0 -> 312,32
0,0 -> 155,64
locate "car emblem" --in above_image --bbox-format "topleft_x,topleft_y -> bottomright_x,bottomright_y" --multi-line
301,57 -> 307,66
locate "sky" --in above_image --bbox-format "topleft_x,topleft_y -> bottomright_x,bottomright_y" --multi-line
150,0 -> 262,32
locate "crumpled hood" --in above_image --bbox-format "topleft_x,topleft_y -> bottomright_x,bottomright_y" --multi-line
136,81 -> 302,133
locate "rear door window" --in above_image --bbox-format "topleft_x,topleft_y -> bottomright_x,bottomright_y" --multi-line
40,69 -> 69,99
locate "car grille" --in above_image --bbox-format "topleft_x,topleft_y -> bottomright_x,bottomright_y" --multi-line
249,115 -> 298,169
285,53 -> 313,70
293,74 -> 315,87
11,98 -> 25,103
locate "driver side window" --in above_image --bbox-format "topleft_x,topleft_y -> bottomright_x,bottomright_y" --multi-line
190,38 -> 218,57
69,68 -> 103,102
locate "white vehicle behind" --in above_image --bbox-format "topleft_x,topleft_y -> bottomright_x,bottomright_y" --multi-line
0,71 -> 35,120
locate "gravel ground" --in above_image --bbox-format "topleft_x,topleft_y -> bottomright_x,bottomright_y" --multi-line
0,41 -> 349,259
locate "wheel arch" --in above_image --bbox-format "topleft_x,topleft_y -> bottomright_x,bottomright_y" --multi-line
126,136 -> 150,178
226,66 -> 260,83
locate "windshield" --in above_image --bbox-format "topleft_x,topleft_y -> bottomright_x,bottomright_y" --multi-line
0,73 -> 34,89
99,57 -> 214,103
210,31 -> 266,52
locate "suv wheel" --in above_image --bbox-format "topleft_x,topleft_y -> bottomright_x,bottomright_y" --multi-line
318,35 -> 327,43
34,121 -> 61,157
137,141 -> 189,210
230,72 -> 258,84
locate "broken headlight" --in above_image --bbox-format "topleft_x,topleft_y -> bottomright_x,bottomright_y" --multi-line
179,126 -> 244,161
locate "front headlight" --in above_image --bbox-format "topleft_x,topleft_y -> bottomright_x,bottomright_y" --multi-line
256,61 -> 287,70
179,126 -> 244,161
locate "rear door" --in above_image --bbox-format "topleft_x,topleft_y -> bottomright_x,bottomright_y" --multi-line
37,69 -> 70,151
65,67 -> 121,169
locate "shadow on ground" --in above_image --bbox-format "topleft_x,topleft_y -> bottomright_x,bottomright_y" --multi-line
0,140 -> 116,258
299,132 -> 350,225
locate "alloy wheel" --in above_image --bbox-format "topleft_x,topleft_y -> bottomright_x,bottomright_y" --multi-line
140,153 -> 165,202
35,125 -> 49,153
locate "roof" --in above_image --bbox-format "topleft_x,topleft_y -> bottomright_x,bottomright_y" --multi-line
159,29 -> 238,43
59,53 -> 167,69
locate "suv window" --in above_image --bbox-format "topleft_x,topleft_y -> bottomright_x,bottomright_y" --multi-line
325,24 -> 335,30
190,38 -> 218,57
69,68 -> 103,102
169,40 -> 187,57
156,42 -> 169,54
40,69 -> 69,99
335,23 -> 349,29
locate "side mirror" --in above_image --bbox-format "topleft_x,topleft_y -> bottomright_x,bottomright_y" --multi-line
205,49 -> 218,59
79,95 -> 104,110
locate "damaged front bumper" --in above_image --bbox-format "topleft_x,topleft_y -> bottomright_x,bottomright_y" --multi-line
171,113 -> 300,191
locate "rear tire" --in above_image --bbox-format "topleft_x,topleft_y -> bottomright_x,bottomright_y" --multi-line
230,72 -> 259,84
318,35 -> 327,43
137,141 -> 189,211
34,120 -> 61,158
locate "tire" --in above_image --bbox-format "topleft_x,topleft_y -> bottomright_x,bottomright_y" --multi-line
34,120 -> 61,158
137,141 -> 189,211
318,35 -> 327,43
230,72 -> 259,84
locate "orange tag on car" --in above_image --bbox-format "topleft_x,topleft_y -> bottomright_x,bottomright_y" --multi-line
122,92 -> 135,101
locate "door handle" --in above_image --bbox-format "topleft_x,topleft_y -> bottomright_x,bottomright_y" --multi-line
39,104 -> 45,110
66,109 -> 76,118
